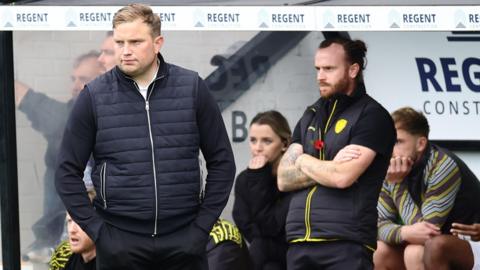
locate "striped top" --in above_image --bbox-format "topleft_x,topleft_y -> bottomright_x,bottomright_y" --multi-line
377,147 -> 461,244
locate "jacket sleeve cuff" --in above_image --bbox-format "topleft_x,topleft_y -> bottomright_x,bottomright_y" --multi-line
246,163 -> 272,177
17,89 -> 35,112
195,212 -> 218,235
84,214 -> 105,243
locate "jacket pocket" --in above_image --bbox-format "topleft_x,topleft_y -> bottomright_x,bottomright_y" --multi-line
100,162 -> 108,209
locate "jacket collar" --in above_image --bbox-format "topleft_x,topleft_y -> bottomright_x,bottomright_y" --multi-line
311,82 -> 367,115
325,82 -> 366,106
406,142 -> 431,206
303,83 -> 367,158
113,53 -> 169,82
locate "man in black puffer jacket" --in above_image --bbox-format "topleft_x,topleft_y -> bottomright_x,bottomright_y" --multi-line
55,4 -> 235,270
277,37 -> 396,270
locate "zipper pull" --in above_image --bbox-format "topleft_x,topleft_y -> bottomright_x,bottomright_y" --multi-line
145,100 -> 150,111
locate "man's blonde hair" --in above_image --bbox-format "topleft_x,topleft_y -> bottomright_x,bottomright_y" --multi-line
113,3 -> 161,37
391,107 -> 430,138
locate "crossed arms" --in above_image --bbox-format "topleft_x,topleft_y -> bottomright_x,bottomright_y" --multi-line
277,143 -> 376,191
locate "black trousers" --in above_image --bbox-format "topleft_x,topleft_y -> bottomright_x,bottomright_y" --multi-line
96,222 -> 208,270
287,241 -> 373,270
249,238 -> 287,270
207,241 -> 251,270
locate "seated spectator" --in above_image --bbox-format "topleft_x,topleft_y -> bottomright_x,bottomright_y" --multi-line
207,219 -> 251,270
374,107 -> 480,270
424,223 -> 480,270
49,190 -> 96,270
233,110 -> 292,270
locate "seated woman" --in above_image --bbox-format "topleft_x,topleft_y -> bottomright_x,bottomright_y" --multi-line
232,110 -> 292,270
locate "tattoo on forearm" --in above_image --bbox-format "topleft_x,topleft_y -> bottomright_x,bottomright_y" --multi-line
280,146 -> 301,167
280,167 -> 305,183
279,145 -> 315,190
279,168 -> 315,190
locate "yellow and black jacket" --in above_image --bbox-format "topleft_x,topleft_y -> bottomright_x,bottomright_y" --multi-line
207,219 -> 251,270
286,84 -> 396,250
49,240 -> 72,270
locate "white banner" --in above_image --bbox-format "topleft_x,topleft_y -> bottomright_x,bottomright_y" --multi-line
0,6 -> 479,31
353,31 -> 480,141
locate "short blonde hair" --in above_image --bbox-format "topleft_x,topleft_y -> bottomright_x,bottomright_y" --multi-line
391,107 -> 430,138
113,3 -> 161,37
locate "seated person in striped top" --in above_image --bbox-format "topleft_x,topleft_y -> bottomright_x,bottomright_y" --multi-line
373,107 -> 480,270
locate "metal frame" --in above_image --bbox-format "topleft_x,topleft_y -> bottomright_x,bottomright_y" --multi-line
0,30 -> 21,270
205,31 -> 309,110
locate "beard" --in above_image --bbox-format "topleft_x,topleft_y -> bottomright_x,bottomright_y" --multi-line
319,76 -> 351,99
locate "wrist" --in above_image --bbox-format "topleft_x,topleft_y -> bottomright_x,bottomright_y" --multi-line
400,225 -> 409,243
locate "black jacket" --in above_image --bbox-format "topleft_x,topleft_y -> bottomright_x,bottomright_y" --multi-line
287,85 -> 396,248
233,164 -> 291,269
233,164 -> 290,243
207,219 -> 251,270
19,90 -> 73,170
55,54 -> 235,242
442,147 -> 480,230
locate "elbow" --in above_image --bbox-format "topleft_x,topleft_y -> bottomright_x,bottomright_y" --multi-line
277,178 -> 287,192
277,175 -> 292,192
276,167 -> 287,192
334,175 -> 355,189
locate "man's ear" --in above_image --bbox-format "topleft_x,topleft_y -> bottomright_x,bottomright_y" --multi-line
349,63 -> 360,79
154,35 -> 164,54
416,136 -> 428,153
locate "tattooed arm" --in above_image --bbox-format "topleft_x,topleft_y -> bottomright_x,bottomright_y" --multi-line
277,143 -> 316,192
295,144 -> 376,189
